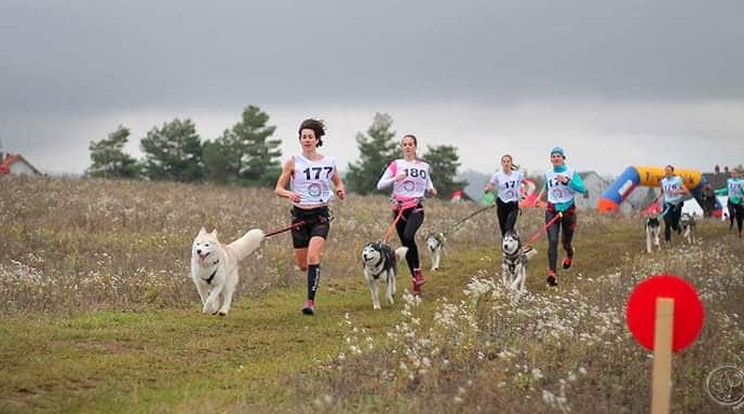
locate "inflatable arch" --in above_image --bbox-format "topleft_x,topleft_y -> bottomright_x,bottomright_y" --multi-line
598,166 -> 706,213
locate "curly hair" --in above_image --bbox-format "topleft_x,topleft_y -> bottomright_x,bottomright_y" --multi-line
298,119 -> 326,147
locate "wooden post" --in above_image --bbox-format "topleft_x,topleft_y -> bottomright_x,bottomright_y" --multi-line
651,297 -> 674,414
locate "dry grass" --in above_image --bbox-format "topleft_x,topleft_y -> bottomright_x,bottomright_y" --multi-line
0,175 -> 498,315
1,175 -> 742,413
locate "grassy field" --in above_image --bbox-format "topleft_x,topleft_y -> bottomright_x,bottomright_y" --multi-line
1,175 -> 743,413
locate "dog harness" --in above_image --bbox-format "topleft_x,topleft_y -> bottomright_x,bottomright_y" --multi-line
502,246 -> 530,274
201,259 -> 219,284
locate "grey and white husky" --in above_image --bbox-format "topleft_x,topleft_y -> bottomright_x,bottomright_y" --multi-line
501,231 -> 537,292
426,232 -> 446,271
645,214 -> 661,253
361,242 -> 408,310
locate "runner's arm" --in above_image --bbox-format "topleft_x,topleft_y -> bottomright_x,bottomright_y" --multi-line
567,171 -> 587,194
332,170 -> 346,200
275,158 -> 301,203
376,162 -> 398,190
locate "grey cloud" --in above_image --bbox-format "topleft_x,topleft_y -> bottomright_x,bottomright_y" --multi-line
2,0 -> 743,113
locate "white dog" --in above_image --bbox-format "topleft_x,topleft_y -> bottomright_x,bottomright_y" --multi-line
644,214 -> 661,253
426,232 -> 446,271
501,231 -> 537,292
679,213 -> 697,244
191,227 -> 264,316
361,242 -> 408,310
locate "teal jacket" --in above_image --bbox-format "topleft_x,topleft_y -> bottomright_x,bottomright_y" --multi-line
716,178 -> 744,204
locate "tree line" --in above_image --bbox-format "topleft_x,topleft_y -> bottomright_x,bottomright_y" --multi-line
86,106 -> 466,197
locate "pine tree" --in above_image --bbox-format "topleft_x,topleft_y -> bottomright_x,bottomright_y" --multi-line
86,125 -> 141,179
422,145 -> 468,199
346,113 -> 400,194
203,105 -> 281,186
140,118 -> 204,182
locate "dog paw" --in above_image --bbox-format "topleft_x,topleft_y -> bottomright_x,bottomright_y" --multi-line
218,311 -> 227,316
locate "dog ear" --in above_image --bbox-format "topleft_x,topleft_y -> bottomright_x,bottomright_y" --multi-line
210,229 -> 218,238
198,227 -> 207,235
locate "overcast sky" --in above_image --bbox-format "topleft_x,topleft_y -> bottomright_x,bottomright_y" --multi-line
1,0 -> 742,177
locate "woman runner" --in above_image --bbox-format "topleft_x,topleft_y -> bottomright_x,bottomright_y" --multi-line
377,134 -> 437,295
535,147 -> 587,287
275,119 -> 346,315
484,154 -> 523,237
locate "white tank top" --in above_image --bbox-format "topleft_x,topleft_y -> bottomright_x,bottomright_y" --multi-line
661,176 -> 684,205
727,178 -> 743,199
544,167 -> 576,205
382,159 -> 433,201
290,155 -> 336,206
489,170 -> 523,203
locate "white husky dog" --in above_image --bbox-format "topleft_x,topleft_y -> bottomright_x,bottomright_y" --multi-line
361,242 -> 409,310
191,227 -> 265,316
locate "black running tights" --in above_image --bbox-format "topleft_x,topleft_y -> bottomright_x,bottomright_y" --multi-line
395,207 -> 425,276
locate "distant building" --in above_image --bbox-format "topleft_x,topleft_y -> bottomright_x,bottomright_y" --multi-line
574,171 -> 611,210
703,170 -> 729,191
0,153 -> 42,176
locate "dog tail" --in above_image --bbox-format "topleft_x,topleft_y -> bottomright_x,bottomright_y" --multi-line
523,245 -> 538,260
228,228 -> 265,261
394,247 -> 409,261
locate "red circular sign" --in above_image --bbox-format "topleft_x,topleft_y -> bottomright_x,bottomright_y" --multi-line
626,274 -> 705,352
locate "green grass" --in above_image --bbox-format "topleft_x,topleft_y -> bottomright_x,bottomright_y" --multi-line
1,176 -> 741,413
0,247 -> 485,413
2,222 -> 735,413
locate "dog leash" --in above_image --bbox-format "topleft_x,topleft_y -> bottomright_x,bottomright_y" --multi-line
440,203 -> 496,237
264,215 -> 336,238
523,211 -> 563,247
382,199 -> 421,242
265,221 -> 306,238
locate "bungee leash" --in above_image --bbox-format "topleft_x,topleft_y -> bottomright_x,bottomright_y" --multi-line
264,215 -> 335,238
524,210 -> 563,248
382,199 -> 420,242
439,203 -> 497,238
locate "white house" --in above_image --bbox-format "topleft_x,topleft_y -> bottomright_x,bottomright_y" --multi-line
0,153 -> 42,176
574,171 -> 612,210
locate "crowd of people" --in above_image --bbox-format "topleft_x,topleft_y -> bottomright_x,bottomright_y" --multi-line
275,118 -> 744,315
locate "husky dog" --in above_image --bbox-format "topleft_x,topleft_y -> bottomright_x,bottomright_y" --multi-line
426,232 -> 446,271
679,213 -> 697,244
501,231 -> 537,292
191,227 -> 265,316
361,242 -> 408,310
644,214 -> 661,253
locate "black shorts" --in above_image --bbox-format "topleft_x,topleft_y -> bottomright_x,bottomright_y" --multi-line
291,206 -> 331,248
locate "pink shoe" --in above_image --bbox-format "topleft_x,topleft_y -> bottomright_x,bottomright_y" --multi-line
301,300 -> 314,315
412,268 -> 426,295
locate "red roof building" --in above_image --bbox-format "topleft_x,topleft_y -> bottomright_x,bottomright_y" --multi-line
0,153 -> 42,175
